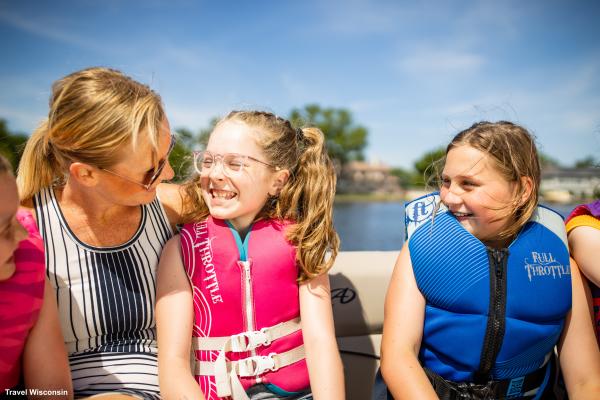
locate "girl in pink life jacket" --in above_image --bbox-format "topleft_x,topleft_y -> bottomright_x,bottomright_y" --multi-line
156,111 -> 344,400
0,155 -> 72,399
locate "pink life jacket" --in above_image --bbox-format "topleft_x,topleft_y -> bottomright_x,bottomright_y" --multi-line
180,216 -> 309,400
0,210 -> 45,390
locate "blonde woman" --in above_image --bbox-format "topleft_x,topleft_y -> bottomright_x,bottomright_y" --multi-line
17,67 -> 183,399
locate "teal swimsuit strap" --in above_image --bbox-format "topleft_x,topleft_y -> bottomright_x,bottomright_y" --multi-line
225,220 -> 251,261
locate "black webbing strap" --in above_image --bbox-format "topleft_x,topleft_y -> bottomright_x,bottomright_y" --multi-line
424,361 -> 550,400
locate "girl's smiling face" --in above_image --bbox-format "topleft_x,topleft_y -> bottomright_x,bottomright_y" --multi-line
0,173 -> 28,281
440,144 -> 518,247
200,120 -> 283,233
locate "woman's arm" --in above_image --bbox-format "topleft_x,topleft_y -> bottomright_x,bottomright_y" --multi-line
558,258 -> 600,399
380,242 -> 437,399
299,272 -> 345,400
568,226 -> 600,287
156,235 -> 205,400
22,279 -> 73,399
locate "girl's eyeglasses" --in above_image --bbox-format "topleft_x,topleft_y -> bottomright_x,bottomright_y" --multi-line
100,134 -> 176,190
193,151 -> 279,176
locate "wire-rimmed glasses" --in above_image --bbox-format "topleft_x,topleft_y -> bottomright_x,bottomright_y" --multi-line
193,150 -> 279,176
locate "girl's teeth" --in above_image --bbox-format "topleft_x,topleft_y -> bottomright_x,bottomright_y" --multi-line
213,190 -> 235,199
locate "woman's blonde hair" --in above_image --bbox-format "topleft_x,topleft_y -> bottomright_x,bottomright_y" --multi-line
17,67 -> 165,200
441,121 -> 540,241
182,110 -> 339,283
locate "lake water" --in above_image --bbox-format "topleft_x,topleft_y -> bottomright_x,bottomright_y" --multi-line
333,202 -> 578,251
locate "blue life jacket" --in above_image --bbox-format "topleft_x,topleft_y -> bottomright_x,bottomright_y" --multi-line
404,193 -> 571,383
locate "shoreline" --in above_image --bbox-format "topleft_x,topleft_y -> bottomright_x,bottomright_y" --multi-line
334,192 -> 593,205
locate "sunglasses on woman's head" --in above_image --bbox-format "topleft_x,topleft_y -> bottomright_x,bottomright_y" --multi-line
100,133 -> 177,190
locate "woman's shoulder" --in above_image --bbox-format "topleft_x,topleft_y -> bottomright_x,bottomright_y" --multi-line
157,183 -> 185,225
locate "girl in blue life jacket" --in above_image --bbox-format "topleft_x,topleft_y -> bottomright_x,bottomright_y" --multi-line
155,111 -> 344,400
379,121 -> 600,399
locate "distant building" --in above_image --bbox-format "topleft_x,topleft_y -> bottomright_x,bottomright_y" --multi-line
337,160 -> 401,194
540,166 -> 599,202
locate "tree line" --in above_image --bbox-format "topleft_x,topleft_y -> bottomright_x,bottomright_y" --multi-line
1,106 -> 597,188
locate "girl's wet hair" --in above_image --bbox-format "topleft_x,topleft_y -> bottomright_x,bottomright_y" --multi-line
17,67 -> 165,200
182,110 -> 339,282
439,121 -> 540,241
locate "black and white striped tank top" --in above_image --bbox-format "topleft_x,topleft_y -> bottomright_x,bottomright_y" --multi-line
33,187 -> 173,399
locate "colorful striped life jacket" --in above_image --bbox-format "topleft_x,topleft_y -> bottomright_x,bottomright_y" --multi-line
180,216 -> 308,400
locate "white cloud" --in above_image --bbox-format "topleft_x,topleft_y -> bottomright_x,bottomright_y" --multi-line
0,8 -> 104,52
398,48 -> 485,75
313,0 -> 409,36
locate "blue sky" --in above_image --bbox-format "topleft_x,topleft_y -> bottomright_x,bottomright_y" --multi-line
1,0 -> 599,169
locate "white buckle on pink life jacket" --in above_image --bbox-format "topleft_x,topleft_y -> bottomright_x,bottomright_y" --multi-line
192,318 -> 305,400
193,317 -> 301,352
230,327 -> 272,352
195,344 -> 306,400
237,353 -> 278,376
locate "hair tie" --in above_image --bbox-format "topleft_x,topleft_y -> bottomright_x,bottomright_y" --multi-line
44,138 -> 55,155
296,127 -> 304,142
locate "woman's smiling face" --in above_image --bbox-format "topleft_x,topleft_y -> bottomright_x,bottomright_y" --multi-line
440,144 -> 518,246
200,120 -> 279,233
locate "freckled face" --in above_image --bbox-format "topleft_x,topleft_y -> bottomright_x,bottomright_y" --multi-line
440,145 -> 517,245
200,121 -> 278,232
0,174 -> 28,281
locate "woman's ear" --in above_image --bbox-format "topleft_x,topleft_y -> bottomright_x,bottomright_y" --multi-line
269,169 -> 290,196
518,176 -> 534,206
69,162 -> 99,187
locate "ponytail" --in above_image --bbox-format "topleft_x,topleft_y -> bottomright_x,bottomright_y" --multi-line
17,120 -> 64,201
277,127 -> 339,282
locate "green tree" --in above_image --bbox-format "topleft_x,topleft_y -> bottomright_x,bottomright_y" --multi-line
169,118 -> 219,183
197,117 -> 219,149
538,152 -> 561,169
574,155 -> 598,168
168,128 -> 194,182
0,119 -> 28,173
412,147 -> 446,187
390,167 -> 414,188
288,104 -> 368,165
